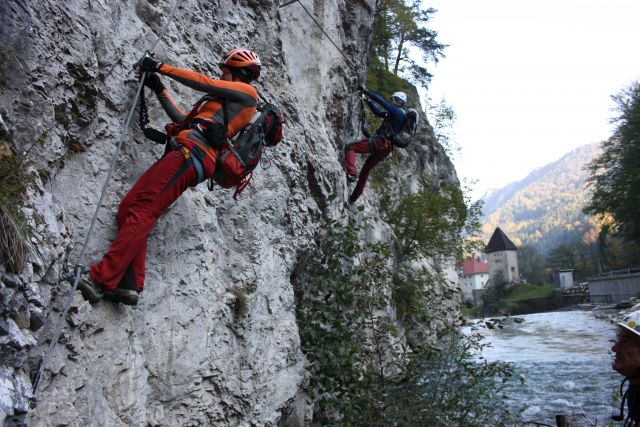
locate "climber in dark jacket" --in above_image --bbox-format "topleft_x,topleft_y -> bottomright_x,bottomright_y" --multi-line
77,48 -> 261,306
344,87 -> 408,204
612,310 -> 640,426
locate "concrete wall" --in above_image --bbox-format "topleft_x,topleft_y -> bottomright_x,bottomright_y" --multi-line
588,271 -> 640,303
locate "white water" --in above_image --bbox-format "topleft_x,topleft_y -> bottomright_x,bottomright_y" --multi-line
472,310 -> 623,425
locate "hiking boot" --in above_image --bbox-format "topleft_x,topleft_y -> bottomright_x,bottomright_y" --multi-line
109,288 -> 139,306
110,264 -> 140,306
348,194 -> 358,205
346,173 -> 357,183
77,274 -> 106,303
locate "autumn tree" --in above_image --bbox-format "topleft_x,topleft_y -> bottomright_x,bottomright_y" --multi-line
584,81 -> 640,244
369,0 -> 446,88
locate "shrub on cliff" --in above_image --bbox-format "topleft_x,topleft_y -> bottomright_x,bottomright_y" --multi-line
294,180 -> 511,425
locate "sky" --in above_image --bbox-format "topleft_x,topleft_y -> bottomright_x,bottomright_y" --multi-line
420,0 -> 640,200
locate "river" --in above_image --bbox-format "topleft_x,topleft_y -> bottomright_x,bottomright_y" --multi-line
471,309 -> 623,426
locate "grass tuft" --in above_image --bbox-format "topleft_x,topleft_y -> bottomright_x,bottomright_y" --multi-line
0,149 -> 30,273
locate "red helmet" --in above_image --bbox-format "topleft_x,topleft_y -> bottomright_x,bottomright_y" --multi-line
219,48 -> 261,82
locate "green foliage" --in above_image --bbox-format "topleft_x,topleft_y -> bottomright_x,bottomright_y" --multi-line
546,242 -> 599,281
482,282 -> 565,316
503,283 -> 554,302
517,245 -> 546,284
294,165 -> 511,424
365,64 -> 409,101
386,329 -> 512,426
481,272 -> 510,314
295,217 -> 397,424
370,0 -> 446,88
382,174 -> 482,264
294,216 -> 512,425
585,81 -> 640,245
431,98 -> 459,158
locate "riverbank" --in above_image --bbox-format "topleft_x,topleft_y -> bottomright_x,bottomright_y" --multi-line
465,283 -> 590,317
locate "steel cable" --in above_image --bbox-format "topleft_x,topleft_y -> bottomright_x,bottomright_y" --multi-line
30,0 -> 185,407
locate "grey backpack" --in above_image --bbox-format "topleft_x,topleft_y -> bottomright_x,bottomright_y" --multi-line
391,108 -> 419,148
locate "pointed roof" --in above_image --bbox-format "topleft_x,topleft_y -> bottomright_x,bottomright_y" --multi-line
485,227 -> 517,253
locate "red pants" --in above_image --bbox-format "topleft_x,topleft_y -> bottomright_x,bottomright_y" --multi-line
90,141 -> 215,291
345,136 -> 392,201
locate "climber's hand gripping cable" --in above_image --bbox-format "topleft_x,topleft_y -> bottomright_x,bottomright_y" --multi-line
133,51 -> 163,72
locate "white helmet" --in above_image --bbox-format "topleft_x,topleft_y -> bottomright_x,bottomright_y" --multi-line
391,91 -> 407,105
618,310 -> 640,336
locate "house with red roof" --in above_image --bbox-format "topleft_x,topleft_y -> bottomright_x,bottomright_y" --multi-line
457,258 -> 489,304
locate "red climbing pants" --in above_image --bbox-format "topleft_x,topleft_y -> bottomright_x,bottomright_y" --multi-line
90,141 -> 216,291
345,136 -> 392,201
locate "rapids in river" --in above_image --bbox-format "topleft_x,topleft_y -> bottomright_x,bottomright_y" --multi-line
472,309 -> 623,425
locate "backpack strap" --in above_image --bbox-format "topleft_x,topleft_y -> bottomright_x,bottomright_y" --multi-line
166,95 -> 228,138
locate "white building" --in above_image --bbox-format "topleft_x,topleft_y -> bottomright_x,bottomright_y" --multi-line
554,269 -> 574,289
458,258 -> 489,304
485,227 -> 520,285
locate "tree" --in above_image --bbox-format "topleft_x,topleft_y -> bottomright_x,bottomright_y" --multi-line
547,243 -> 579,270
518,245 -> 545,284
431,98 -> 459,157
584,81 -> 640,244
370,0 -> 446,88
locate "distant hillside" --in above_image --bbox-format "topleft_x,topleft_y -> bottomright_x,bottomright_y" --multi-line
481,143 -> 602,256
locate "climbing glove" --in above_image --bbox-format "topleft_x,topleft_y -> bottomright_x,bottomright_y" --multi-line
143,73 -> 165,93
134,55 -> 162,72
357,85 -> 369,99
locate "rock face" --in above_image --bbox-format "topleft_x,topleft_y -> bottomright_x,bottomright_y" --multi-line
0,0 -> 457,425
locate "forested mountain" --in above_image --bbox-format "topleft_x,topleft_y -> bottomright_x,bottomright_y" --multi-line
481,143 -> 602,256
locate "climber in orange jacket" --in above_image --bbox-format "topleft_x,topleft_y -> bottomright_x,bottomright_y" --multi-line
78,48 -> 261,306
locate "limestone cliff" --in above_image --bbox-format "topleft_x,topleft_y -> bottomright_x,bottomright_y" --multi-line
0,0 -> 457,425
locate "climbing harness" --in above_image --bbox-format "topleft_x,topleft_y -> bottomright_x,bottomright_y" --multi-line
29,0 -> 185,409
138,80 -> 283,199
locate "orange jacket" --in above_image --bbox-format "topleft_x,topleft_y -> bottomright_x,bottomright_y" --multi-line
156,64 -> 258,151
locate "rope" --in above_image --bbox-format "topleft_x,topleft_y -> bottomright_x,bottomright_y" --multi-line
279,0 -> 358,75
280,0 -> 368,154
29,0 -> 185,407
104,0 -> 184,78
30,72 -> 148,407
